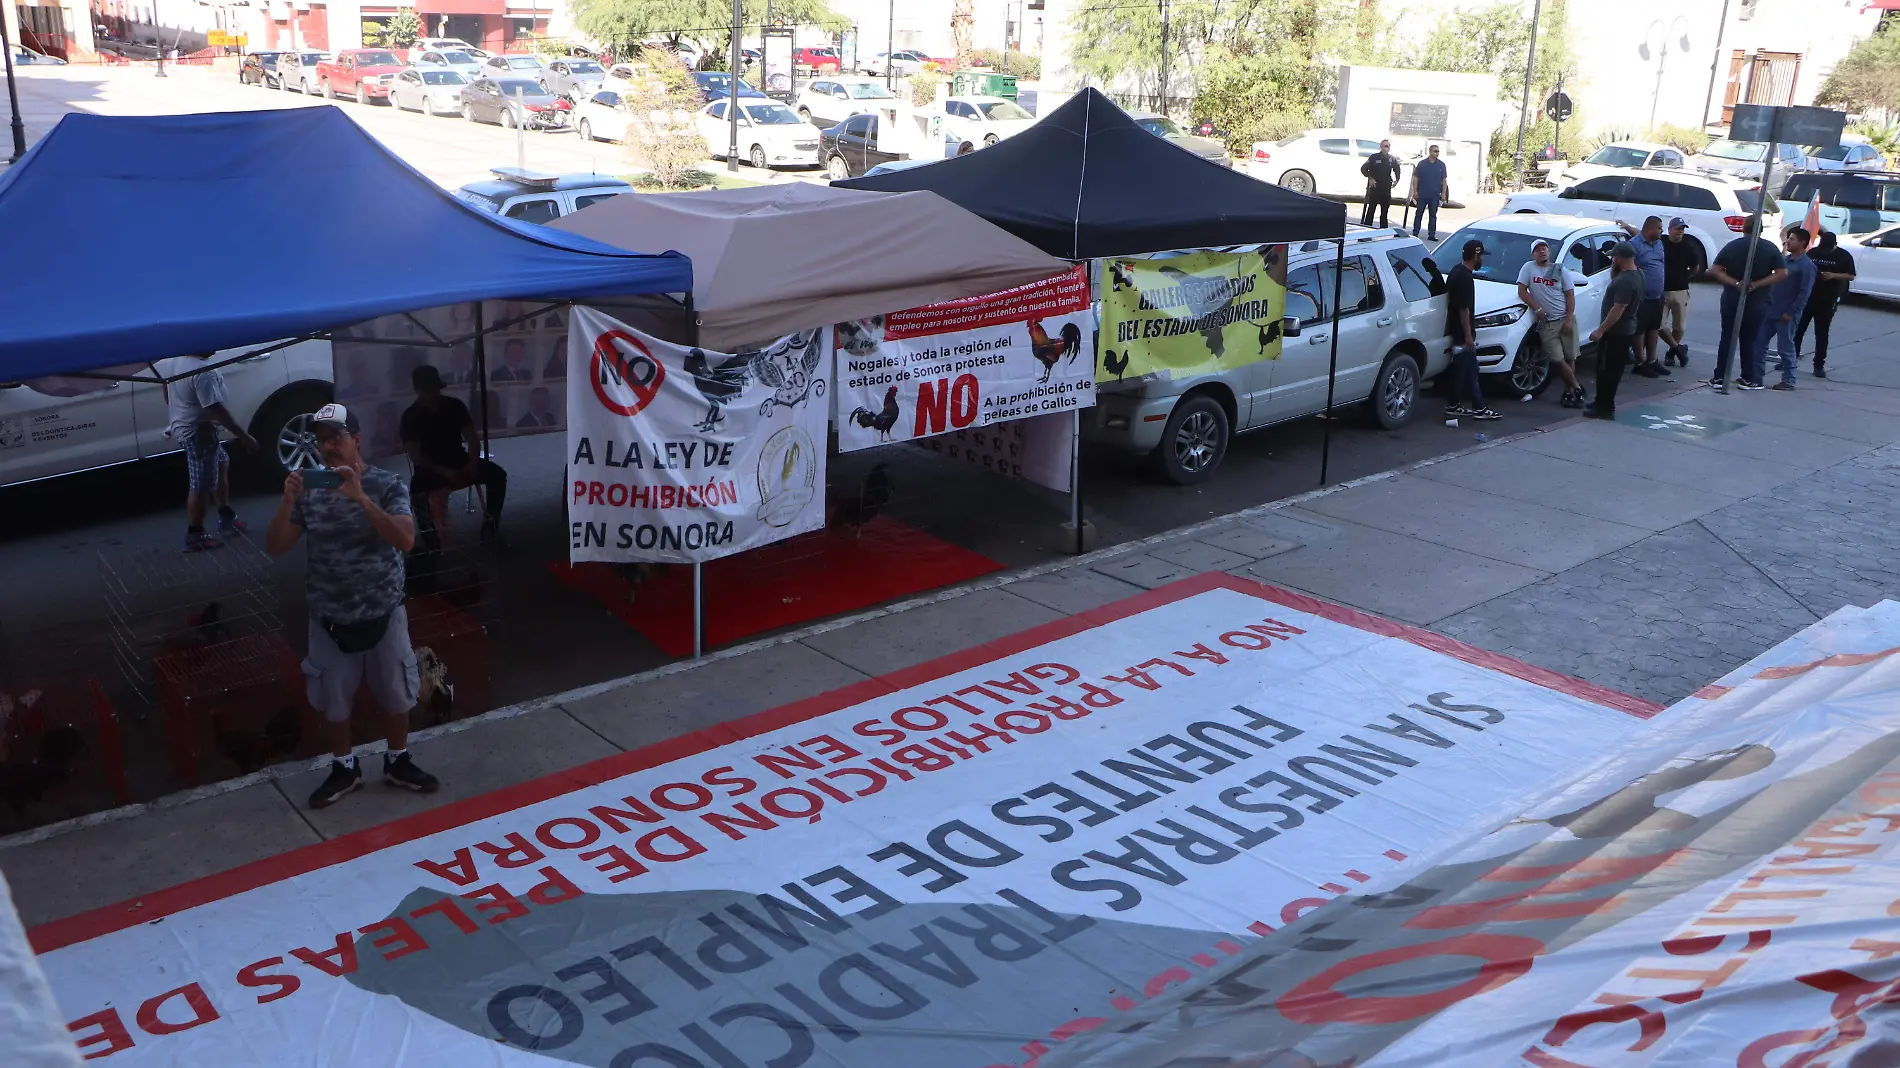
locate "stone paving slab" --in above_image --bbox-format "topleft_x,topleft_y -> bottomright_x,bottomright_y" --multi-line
1146,539 -> 1258,572
1411,446 -> 1743,530
1196,524 -> 1305,560
1509,421 -> 1811,498
1003,568 -> 1147,615
1669,389 -> 1900,445
1697,459 -> 1900,615
1091,553 -> 1202,590
797,587 -> 1065,678
1646,418 -> 1875,471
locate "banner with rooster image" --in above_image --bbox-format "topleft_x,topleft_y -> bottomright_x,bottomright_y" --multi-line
834,265 -> 1094,453
565,308 -> 828,565
1098,248 -> 1288,384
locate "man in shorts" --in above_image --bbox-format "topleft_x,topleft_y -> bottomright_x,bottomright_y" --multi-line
1614,216 -> 1670,377
1659,217 -> 1705,366
266,403 -> 440,809
153,352 -> 258,552
1516,239 -> 1586,408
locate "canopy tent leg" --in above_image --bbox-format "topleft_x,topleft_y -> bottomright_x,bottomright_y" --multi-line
1070,408 -> 1084,555
1319,239 -> 1344,486
473,302 -> 491,459
683,292 -> 706,659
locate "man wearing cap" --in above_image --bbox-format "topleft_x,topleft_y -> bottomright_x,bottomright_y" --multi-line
1614,216 -> 1670,378
1659,217 -> 1705,366
1585,242 -> 1646,419
400,364 -> 508,548
1707,218 -> 1787,393
1766,225 -> 1816,390
1444,239 -> 1502,421
1360,139 -> 1401,228
1516,239 -> 1586,409
266,402 -> 440,809
1408,144 -> 1449,241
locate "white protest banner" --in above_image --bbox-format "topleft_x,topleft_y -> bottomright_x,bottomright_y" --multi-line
836,265 -> 1094,452
913,411 -> 1075,493
566,307 -> 826,564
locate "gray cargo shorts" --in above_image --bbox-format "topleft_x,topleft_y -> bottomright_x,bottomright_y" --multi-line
302,605 -> 419,723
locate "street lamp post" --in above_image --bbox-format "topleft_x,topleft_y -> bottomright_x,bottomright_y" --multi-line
1,6 -> 25,161
1641,18 -> 1692,132
1510,0 -> 1542,190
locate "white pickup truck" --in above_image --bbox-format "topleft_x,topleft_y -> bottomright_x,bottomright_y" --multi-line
0,340 -> 333,489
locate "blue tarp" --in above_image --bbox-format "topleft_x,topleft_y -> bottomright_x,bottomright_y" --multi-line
0,107 -> 692,380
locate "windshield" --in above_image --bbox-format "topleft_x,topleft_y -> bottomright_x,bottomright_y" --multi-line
1585,145 -> 1650,168
1138,117 -> 1185,138
497,78 -> 544,96
454,190 -> 502,213
1734,188 -> 1764,213
1706,140 -> 1766,162
744,103 -> 802,125
357,50 -> 399,66
978,100 -> 1032,121
421,71 -> 465,85
565,60 -> 602,74
438,50 -> 478,65
1439,225 -> 1548,285
504,56 -> 541,68
846,82 -> 895,99
1809,145 -> 1853,161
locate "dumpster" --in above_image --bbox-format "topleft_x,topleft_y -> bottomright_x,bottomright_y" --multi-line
951,70 -> 1017,101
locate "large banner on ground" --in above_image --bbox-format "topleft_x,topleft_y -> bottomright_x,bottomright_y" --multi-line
1098,248 -> 1288,384
565,308 -> 827,564
35,576 -> 1900,1067
835,265 -> 1094,452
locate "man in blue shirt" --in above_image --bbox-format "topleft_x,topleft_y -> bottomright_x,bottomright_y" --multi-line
1615,216 -> 1669,378
1767,225 -> 1816,390
1408,144 -> 1449,241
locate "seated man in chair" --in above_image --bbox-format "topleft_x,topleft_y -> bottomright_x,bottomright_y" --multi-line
400,365 -> 507,550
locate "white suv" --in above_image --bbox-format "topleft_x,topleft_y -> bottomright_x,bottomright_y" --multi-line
1502,170 -> 1779,283
0,341 -> 334,489
1087,228 -> 1451,484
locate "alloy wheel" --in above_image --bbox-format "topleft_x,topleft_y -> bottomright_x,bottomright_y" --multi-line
278,414 -> 321,472
1173,410 -> 1220,474
1382,362 -> 1417,422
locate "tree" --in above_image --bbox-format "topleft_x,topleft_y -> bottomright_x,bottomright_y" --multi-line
566,0 -> 845,66
1817,28 -> 1900,115
952,0 -> 975,67
621,48 -> 712,188
1407,0 -> 1579,184
385,8 -> 420,49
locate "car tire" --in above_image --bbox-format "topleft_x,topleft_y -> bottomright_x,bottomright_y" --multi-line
245,384 -> 333,489
797,106 -> 812,122
1498,331 -> 1554,398
578,118 -> 593,141
749,144 -> 767,169
322,80 -> 334,99
502,109 -> 516,129
827,155 -> 850,180
1366,350 -> 1421,429
1279,169 -> 1315,195
463,102 -> 475,122
1153,392 -> 1230,485
984,133 -> 999,146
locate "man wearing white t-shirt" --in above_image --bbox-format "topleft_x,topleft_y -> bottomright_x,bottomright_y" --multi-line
1516,239 -> 1586,410
154,353 -> 257,552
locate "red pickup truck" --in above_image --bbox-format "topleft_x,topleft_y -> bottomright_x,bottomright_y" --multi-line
315,48 -> 407,104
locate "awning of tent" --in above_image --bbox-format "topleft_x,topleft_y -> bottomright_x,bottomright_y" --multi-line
0,108 -> 693,381
836,88 -> 1347,259
548,183 -> 1072,352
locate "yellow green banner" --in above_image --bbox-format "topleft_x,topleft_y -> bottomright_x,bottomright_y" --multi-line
1097,248 -> 1288,383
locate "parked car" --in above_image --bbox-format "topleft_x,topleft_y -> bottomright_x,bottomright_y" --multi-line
1778,170 -> 1900,236
690,71 -> 766,102
1847,223 -> 1900,300
542,57 -> 606,99
1434,215 -> 1635,398
389,68 -> 469,116
794,45 -> 842,72
412,49 -> 483,76
859,49 -> 932,77
313,48 -> 405,104
1804,139 -> 1889,173
795,77 -> 897,127
1086,229 -> 1450,484
1691,139 -> 1809,185
1247,129 -> 1394,195
821,114 -> 901,179
0,340 -> 333,490
1502,170 -> 1777,273
460,77 -> 570,129
410,37 -> 486,60
1546,140 -> 1687,190
1129,112 -> 1230,167
275,51 -> 331,94
238,51 -> 286,88
454,169 -> 633,224
8,45 -> 62,65
941,95 -> 1036,146
695,99 -> 821,169
574,89 -> 634,144
482,53 -> 548,78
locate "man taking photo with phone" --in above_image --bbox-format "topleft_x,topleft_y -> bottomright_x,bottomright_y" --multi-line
267,403 -> 440,809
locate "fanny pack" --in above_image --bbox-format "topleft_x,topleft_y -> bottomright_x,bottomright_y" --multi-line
324,611 -> 393,655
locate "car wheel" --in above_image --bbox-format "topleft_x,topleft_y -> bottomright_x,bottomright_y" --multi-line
749,144 -> 767,169
827,155 -> 850,180
984,133 -> 999,146
1500,332 -> 1553,398
246,384 -> 332,488
322,80 -> 334,99
1279,169 -> 1315,195
797,106 -> 812,122
1366,351 -> 1421,429
462,102 -> 474,122
502,109 -> 516,129
1153,393 -> 1230,485
356,83 -> 369,105
578,118 -> 593,141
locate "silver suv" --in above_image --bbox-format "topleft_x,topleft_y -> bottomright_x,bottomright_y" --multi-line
1088,227 -> 1451,484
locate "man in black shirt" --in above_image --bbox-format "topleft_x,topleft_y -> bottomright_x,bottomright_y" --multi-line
1659,217 -> 1705,366
1359,139 -> 1401,228
1798,230 -> 1856,378
400,365 -> 509,549
1444,239 -> 1500,421
1705,220 -> 1787,393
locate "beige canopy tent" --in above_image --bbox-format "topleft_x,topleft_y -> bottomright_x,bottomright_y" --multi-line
548,182 -> 1072,351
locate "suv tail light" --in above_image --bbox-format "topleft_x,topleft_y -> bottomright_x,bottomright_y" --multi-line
1724,215 -> 1747,232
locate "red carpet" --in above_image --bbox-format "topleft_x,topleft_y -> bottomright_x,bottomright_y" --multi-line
548,517 -> 1003,656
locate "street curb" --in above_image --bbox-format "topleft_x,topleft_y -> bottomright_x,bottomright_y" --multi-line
0,421 -> 1552,852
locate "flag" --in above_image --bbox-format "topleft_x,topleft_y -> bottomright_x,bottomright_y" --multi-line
1804,191 -> 1822,239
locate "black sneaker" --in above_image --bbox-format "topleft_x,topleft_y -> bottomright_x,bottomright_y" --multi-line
1469,408 -> 1502,421
1814,367 -> 1828,379
310,759 -> 363,809
1772,381 -> 1794,391
1652,362 -> 1672,376
1582,408 -> 1614,420
1739,380 -> 1765,391
384,751 -> 441,794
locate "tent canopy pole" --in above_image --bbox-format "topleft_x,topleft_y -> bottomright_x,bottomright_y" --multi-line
473,302 -> 491,458
683,291 -> 705,659
1320,238 -> 1344,486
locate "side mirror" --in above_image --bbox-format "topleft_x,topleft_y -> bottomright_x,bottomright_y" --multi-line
1281,316 -> 1302,339
1558,187 -> 1578,199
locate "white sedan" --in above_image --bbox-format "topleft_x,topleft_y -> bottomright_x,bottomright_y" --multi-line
389,68 -> 469,116
412,49 -> 482,76
1547,140 -> 1686,191
1247,128 -> 1396,197
573,88 -> 635,144
794,77 -> 897,127
941,96 -> 1035,146
696,99 -> 821,169
1850,224 -> 1900,300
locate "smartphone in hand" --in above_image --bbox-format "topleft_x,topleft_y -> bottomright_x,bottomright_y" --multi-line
301,468 -> 343,490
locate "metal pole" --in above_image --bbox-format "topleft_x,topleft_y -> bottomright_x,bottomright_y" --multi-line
1319,239 -> 1344,485
1552,73 -> 1564,160
1156,0 -> 1169,116
154,0 -> 166,77
727,0 -> 741,172
1648,35 -> 1666,133
1069,407 -> 1083,555
0,10 -> 26,161
692,564 -> 704,657
885,0 -> 893,90
474,302 -> 491,453
1511,0 -> 1542,189
1725,133 -> 1774,390
1701,0 -> 1732,130
514,99 -> 525,170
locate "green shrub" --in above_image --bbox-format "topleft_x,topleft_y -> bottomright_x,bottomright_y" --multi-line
905,69 -> 947,107
970,47 -> 1040,78
1648,122 -> 1709,153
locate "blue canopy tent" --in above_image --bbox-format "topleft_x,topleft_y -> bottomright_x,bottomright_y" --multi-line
0,107 -> 693,382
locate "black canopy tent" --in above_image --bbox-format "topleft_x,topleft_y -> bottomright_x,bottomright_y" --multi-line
838,89 -> 1358,537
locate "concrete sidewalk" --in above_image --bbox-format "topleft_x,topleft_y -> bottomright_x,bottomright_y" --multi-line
10,324 -> 1900,931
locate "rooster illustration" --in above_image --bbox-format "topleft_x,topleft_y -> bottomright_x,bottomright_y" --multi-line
847,386 -> 901,441
1157,264 -> 1244,360
684,348 -> 749,432
1101,347 -> 1130,380
1109,261 -> 1135,292
1028,319 -> 1083,383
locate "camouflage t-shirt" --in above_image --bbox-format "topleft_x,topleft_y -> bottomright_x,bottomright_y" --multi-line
290,465 -> 411,625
